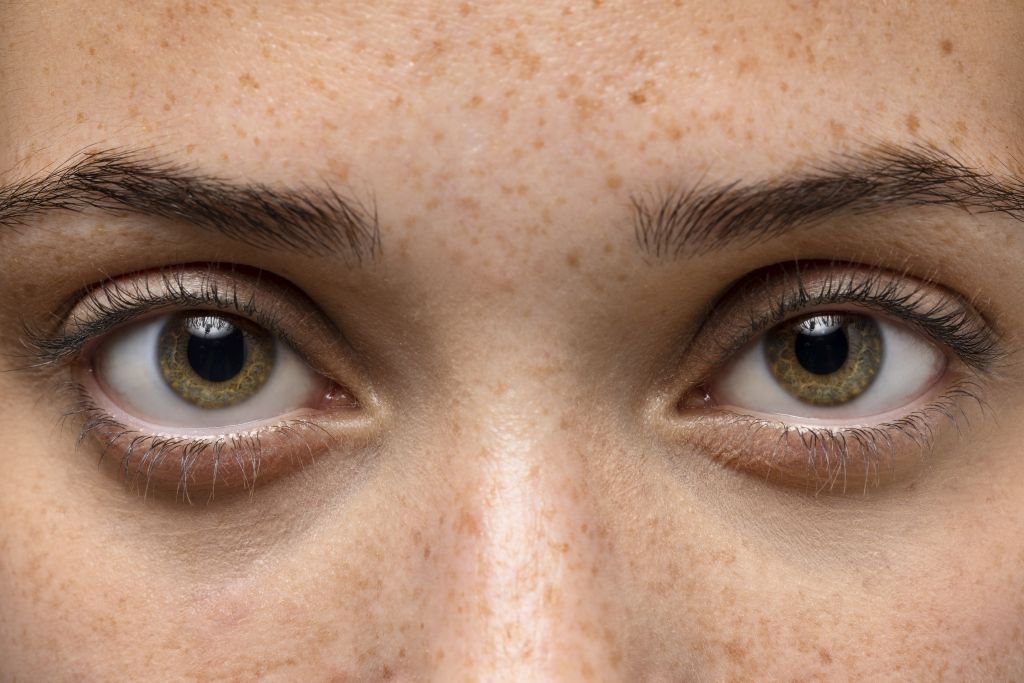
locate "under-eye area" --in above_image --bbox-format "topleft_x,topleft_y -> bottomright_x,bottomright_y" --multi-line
20,265 -> 372,501
667,261 -> 1002,493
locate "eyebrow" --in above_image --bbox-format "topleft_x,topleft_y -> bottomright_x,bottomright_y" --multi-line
0,149 -> 380,260
633,144 -> 1024,258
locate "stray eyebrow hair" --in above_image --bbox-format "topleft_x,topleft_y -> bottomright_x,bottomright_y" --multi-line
633,144 -> 1024,258
0,149 -> 380,260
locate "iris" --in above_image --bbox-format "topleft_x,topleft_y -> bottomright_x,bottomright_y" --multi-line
158,314 -> 274,409
764,314 -> 882,406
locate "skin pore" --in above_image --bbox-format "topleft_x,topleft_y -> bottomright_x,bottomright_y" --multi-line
2,1 -> 1024,680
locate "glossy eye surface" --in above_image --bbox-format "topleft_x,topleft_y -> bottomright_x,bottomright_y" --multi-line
709,311 -> 946,422
764,313 -> 882,406
158,315 -> 275,409
92,312 -> 330,429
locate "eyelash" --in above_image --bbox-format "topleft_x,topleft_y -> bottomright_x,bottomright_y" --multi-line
60,383 -> 338,502
683,265 -> 1003,492
25,268 -> 294,368
707,266 -> 1001,373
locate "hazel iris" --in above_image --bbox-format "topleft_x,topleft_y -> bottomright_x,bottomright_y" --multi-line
764,313 -> 882,406
158,314 -> 274,408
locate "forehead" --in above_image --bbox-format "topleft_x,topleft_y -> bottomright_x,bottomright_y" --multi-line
1,2 -> 1022,235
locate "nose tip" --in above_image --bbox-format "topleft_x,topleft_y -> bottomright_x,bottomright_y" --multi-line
428,425 -> 626,681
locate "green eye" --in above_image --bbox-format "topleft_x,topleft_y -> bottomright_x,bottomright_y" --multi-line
764,313 -> 882,406
157,314 -> 275,409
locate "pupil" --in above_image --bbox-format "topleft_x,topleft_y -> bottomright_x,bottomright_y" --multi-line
185,320 -> 247,382
794,320 -> 849,375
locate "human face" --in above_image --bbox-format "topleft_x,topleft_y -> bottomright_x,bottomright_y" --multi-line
2,1 -> 1024,680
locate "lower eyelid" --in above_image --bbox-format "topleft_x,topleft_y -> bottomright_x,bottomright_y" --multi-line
80,412 -> 338,498
667,378 -> 986,492
70,366 -> 371,499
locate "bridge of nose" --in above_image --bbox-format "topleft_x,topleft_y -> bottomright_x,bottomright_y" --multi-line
419,390 -> 630,681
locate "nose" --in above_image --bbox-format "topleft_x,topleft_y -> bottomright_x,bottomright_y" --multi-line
428,402 -> 627,681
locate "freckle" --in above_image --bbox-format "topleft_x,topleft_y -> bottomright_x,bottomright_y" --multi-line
778,81 -> 789,92
455,508 -> 481,536
459,2 -> 473,15
736,56 -> 758,76
237,72 -> 260,89
828,119 -> 846,139
606,174 -> 623,190
382,51 -> 396,67
566,250 -> 581,268
464,93 -> 483,108
955,119 -> 968,134
939,38 -> 954,55
75,112 -> 86,123
906,113 -> 920,133
629,90 -> 646,105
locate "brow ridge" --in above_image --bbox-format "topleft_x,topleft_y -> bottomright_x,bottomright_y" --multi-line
0,148 -> 380,260
633,144 -> 1024,258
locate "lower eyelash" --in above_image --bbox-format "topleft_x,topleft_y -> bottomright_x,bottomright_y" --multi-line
62,383 -> 340,502
681,378 -> 990,495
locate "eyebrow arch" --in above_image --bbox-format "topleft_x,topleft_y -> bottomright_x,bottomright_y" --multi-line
0,148 -> 380,260
633,144 -> 1024,258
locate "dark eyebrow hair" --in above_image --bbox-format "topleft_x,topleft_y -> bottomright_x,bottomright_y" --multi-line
633,144 -> 1024,258
0,148 -> 380,260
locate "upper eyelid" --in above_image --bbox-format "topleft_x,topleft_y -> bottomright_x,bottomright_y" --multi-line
19,266 -> 362,387
679,264 -> 1002,385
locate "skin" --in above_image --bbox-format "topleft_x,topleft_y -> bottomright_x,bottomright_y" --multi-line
2,1 -> 1024,680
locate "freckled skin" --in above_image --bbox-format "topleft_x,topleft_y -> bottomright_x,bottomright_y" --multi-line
1,1 -> 1024,681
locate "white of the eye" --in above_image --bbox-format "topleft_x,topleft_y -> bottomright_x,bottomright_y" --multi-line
94,316 -> 324,430
711,317 -> 946,423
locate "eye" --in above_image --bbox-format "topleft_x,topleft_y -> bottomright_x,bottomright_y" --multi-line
90,312 -> 331,430
707,311 -> 947,422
